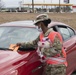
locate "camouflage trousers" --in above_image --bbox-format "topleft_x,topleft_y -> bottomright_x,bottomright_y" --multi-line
43,63 -> 66,75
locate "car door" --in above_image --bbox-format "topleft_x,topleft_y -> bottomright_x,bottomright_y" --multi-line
57,25 -> 76,75
24,51 -> 43,75
11,50 -> 43,75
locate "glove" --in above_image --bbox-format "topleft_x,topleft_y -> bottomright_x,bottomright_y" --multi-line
16,43 -> 22,46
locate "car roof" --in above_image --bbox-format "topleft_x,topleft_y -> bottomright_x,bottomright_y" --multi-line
0,20 -> 69,28
0,20 -> 35,27
48,21 -> 69,27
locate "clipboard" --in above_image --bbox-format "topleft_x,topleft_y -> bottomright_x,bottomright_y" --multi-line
9,44 -> 19,51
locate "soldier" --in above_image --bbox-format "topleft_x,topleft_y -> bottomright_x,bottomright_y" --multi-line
16,14 -> 67,75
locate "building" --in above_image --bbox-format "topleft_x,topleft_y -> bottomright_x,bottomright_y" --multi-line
72,5 -> 76,12
23,3 -> 73,13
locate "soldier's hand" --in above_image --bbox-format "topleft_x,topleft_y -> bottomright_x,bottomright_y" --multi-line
16,43 -> 22,46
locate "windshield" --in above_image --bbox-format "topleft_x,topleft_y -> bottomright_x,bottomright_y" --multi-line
0,26 -> 40,48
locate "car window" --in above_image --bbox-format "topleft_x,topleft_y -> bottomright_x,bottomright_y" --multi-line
58,26 -> 71,41
0,27 -> 40,48
0,28 -> 6,37
68,27 -> 75,37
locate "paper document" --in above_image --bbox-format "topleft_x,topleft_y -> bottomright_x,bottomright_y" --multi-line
9,44 -> 19,51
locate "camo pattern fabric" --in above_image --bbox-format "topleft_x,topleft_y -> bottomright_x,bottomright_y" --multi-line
40,35 -> 63,57
20,29 -> 66,75
43,63 -> 66,75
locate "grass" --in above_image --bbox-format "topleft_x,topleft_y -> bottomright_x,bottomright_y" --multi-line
0,12 -> 76,29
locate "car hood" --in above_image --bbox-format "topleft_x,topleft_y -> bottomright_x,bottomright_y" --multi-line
0,50 -> 31,70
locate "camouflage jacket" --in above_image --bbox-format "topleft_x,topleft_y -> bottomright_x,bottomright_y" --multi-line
21,29 -> 63,57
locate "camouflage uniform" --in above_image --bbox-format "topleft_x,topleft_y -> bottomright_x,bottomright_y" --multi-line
20,29 -> 66,75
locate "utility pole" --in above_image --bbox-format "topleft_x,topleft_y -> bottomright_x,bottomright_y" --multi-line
32,0 -> 34,13
59,0 -> 60,12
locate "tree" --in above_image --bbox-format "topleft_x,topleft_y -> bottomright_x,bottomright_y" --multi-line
0,0 -> 4,11
66,6 -> 72,12
62,6 -> 72,12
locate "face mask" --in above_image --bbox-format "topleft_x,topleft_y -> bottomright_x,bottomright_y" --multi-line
36,26 -> 42,32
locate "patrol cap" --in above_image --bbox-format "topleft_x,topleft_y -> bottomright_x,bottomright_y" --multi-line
34,14 -> 51,25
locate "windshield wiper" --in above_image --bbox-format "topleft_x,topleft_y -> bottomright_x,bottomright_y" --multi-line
0,48 -> 12,50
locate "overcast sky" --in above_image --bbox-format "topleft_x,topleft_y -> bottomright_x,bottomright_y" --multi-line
2,0 -> 76,7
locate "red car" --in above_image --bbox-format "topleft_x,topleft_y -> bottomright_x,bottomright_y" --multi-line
0,21 -> 76,75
